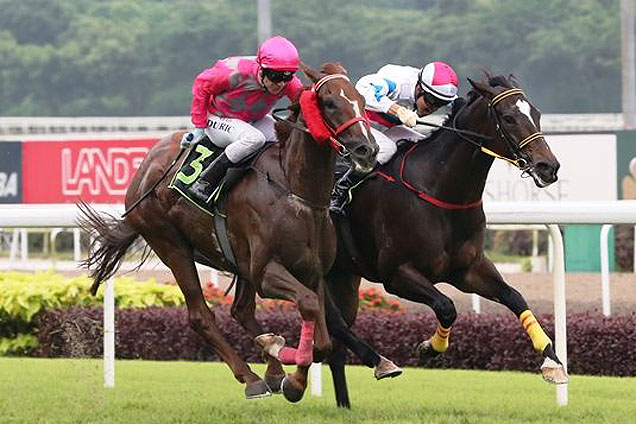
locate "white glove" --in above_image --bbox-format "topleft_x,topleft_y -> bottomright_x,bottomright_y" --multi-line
180,128 -> 205,149
395,106 -> 418,128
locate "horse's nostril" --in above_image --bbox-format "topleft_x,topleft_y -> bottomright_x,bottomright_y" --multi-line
354,144 -> 372,158
536,162 -> 558,181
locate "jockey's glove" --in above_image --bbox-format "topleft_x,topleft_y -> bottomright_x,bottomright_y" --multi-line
180,128 -> 205,149
395,106 -> 418,128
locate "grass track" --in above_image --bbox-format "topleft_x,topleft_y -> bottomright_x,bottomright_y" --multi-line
1,358 -> 634,424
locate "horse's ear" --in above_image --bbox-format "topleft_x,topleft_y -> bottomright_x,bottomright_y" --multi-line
300,62 -> 320,83
467,77 -> 496,99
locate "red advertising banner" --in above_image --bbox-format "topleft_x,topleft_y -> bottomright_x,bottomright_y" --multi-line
22,139 -> 159,203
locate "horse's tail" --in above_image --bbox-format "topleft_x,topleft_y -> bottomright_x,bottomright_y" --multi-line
77,201 -> 142,295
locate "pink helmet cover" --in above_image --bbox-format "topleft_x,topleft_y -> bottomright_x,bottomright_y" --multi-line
257,36 -> 300,71
420,61 -> 459,101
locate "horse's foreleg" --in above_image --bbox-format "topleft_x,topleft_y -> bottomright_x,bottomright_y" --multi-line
149,239 -> 270,398
385,264 -> 457,358
258,261 -> 332,403
231,277 -> 285,393
458,257 -> 569,385
325,276 -> 402,379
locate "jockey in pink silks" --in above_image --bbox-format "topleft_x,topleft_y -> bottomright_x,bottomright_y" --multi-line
330,61 -> 460,215
181,36 -> 303,202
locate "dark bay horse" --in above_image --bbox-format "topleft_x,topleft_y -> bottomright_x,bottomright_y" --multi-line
323,73 -> 566,407
78,62 -> 378,402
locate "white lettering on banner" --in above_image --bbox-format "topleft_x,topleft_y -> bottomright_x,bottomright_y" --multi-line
485,134 -> 617,201
0,172 -> 17,197
61,147 -> 149,195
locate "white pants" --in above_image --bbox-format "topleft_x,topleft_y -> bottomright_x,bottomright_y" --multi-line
204,114 -> 277,163
372,124 -> 426,165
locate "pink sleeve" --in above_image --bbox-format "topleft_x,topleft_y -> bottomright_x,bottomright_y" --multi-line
190,62 -> 232,128
285,76 -> 304,103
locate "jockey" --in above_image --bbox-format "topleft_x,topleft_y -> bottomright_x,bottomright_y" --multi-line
330,61 -> 459,215
182,36 -> 303,201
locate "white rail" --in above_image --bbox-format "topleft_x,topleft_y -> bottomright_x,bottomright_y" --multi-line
3,201 -> 636,405
0,114 -> 624,135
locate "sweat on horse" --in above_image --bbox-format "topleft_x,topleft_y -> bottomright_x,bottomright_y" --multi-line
78,62 -> 378,402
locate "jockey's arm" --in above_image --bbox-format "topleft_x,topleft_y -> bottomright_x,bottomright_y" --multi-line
355,74 -> 397,113
190,62 -> 232,128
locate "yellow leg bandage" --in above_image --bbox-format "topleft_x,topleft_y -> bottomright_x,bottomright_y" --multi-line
430,324 -> 451,353
519,310 -> 551,353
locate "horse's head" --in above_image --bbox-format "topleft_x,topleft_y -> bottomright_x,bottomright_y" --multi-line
299,62 -> 378,173
467,73 -> 560,187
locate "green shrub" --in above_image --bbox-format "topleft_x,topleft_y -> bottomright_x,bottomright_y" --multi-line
0,334 -> 38,356
0,271 -> 186,324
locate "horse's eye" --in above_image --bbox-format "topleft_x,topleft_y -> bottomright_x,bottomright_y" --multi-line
323,98 -> 337,110
503,114 -> 516,125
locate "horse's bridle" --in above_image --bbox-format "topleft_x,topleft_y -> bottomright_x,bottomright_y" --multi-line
417,88 -> 544,171
272,74 -> 371,159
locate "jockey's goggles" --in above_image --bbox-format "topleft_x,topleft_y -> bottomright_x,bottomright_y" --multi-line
262,68 -> 295,83
420,87 -> 452,109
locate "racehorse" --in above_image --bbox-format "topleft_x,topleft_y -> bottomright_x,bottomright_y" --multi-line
78,62 -> 378,402
323,73 -> 566,407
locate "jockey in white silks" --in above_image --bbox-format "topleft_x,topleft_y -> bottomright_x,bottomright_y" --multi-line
330,61 -> 460,215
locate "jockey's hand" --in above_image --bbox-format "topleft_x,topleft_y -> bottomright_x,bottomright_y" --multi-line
395,106 -> 418,128
180,128 -> 205,149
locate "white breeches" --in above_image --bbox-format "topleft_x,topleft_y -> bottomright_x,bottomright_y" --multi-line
204,114 -> 277,163
372,125 -> 426,165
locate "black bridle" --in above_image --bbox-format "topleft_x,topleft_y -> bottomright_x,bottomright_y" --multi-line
417,87 -> 544,172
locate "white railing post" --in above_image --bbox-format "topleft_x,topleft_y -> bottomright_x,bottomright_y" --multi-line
73,228 -> 81,262
600,224 -> 613,316
310,362 -> 322,397
548,224 -> 568,406
104,276 -> 115,388
471,294 -> 481,314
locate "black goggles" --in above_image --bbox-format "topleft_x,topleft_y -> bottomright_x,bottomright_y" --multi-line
262,68 -> 295,83
420,88 -> 452,109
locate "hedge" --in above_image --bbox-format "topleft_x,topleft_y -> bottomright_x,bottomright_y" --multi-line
0,271 -> 401,355
35,306 -> 636,376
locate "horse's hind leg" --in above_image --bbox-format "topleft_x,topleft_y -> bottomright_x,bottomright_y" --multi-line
145,235 -> 270,398
231,277 -> 285,393
384,264 -> 458,358
456,256 -> 569,385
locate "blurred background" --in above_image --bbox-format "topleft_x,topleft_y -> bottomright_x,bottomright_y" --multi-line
0,0 -> 630,116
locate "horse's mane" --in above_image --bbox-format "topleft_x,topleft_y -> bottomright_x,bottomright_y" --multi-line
274,62 -> 348,142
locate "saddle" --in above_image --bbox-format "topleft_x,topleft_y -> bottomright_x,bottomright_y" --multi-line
168,136 -> 274,271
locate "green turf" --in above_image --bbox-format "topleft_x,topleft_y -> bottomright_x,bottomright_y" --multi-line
0,358 -> 634,424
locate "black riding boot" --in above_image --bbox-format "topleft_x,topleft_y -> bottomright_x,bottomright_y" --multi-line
190,152 -> 232,203
329,168 -> 368,216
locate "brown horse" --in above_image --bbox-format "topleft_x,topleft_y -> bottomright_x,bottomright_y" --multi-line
322,73 -> 566,407
78,62 -> 378,402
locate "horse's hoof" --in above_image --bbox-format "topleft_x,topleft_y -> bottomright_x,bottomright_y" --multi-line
416,340 -> 442,359
281,375 -> 306,403
541,358 -> 570,385
374,355 -> 403,380
254,333 -> 286,358
264,373 -> 285,394
245,380 -> 272,399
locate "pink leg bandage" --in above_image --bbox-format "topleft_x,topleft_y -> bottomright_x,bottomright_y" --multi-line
276,321 -> 315,366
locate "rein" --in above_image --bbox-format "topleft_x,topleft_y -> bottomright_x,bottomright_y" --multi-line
384,88 -> 544,210
417,88 -> 543,170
